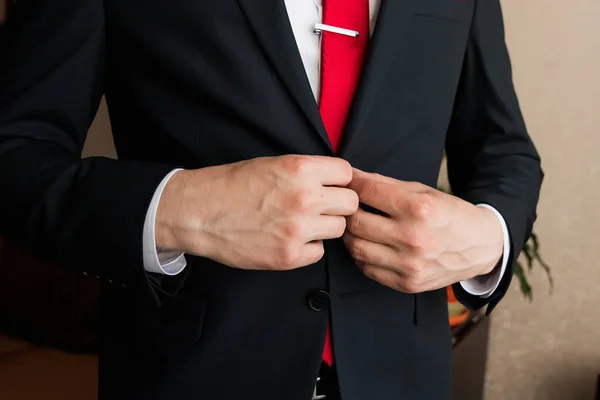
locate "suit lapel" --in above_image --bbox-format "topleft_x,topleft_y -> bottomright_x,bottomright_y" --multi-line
339,0 -> 417,159
236,0 -> 331,151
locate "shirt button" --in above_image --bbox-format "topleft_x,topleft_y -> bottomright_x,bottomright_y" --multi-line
308,290 -> 331,312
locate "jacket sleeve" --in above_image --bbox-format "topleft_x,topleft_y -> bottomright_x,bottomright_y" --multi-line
446,0 -> 544,313
0,0 -> 177,305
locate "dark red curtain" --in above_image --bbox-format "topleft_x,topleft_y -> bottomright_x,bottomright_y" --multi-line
0,237 -> 100,353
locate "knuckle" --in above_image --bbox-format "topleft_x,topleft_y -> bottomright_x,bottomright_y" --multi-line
336,159 -> 353,184
397,270 -> 422,293
335,217 -> 347,238
278,246 -> 299,269
362,265 -> 378,281
358,181 -> 377,203
289,189 -> 314,213
283,155 -> 312,176
404,228 -> 430,253
371,250 -> 388,267
402,279 -> 420,294
281,220 -> 304,240
404,258 -> 423,275
412,268 -> 425,284
347,213 -> 362,233
412,241 -> 430,257
389,277 -> 405,292
349,239 -> 365,260
347,190 -> 360,213
410,195 -> 435,220
312,244 -> 326,263
403,227 -> 420,248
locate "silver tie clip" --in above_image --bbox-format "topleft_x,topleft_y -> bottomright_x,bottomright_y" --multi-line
313,23 -> 359,38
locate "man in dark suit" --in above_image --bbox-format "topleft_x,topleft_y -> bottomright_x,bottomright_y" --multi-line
0,0 -> 542,399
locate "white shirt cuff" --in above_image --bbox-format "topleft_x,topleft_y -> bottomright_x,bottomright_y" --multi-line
459,204 -> 510,298
142,168 -> 187,275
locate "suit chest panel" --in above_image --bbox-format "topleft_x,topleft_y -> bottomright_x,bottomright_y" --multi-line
102,0 -> 473,170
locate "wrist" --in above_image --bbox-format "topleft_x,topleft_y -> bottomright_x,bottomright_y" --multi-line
477,206 -> 504,276
155,167 -> 222,260
155,169 -> 189,251
480,257 -> 501,277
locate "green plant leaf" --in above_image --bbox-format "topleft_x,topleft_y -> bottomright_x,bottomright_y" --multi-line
522,242 -> 534,271
531,233 -> 538,248
525,233 -> 555,293
514,262 -> 533,301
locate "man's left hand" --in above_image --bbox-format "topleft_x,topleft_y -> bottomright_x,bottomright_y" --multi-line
343,169 -> 504,293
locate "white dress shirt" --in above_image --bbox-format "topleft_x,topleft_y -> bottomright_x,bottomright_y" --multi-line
143,0 -> 510,298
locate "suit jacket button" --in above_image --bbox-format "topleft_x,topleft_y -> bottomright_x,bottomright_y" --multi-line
308,290 -> 331,312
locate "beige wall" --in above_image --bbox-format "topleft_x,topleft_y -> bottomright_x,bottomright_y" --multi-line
486,1 -> 600,399
83,1 -> 600,398
0,0 -> 6,24
83,99 -> 116,159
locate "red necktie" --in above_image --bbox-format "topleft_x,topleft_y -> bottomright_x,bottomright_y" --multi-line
318,0 -> 369,365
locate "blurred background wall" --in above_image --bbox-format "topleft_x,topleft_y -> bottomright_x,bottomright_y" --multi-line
485,1 -> 600,399
62,0 -> 600,398
0,2 -> 6,24
83,98 -> 115,159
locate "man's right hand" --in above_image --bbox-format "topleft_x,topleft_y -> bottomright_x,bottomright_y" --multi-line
155,155 -> 359,271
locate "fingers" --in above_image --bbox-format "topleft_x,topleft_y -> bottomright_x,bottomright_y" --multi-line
286,185 -> 358,218
343,231 -> 401,268
352,168 -> 396,185
304,216 -> 348,242
343,230 -> 433,293
360,263 -> 455,294
316,157 -> 354,186
296,241 -> 326,268
345,207 -> 435,257
352,168 -> 429,193
348,171 -> 439,224
276,240 -> 326,270
282,155 -> 353,187
347,176 -> 413,218
320,187 -> 360,216
345,208 -> 400,247
359,265 -> 409,292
